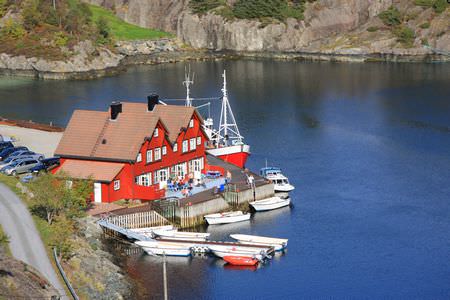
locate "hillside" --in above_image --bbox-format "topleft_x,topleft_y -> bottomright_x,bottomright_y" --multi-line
85,0 -> 450,59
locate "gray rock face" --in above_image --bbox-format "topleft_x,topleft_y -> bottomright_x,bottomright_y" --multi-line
82,0 -> 450,56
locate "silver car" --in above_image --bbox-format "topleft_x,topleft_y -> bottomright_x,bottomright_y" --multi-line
0,155 -> 42,169
3,158 -> 40,176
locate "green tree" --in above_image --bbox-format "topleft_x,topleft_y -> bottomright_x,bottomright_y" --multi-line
28,174 -> 66,225
96,16 -> 110,39
49,216 -> 74,260
233,0 -> 287,20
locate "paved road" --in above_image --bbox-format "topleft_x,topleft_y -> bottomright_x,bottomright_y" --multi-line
0,183 -> 67,299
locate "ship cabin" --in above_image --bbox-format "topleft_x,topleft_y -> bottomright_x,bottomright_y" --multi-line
53,95 -> 211,203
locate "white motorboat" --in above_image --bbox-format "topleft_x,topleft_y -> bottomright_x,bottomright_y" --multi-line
135,240 -> 192,257
230,234 -> 288,251
249,196 -> 291,212
130,225 -> 175,238
207,244 -> 268,261
260,167 -> 295,192
204,211 -> 251,225
153,229 -> 210,242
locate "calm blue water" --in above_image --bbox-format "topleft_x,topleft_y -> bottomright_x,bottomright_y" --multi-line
1,60 -> 450,299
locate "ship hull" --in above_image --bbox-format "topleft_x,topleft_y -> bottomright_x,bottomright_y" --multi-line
206,144 -> 250,169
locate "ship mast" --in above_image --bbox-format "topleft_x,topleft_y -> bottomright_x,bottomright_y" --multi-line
216,70 -> 243,147
183,66 -> 194,107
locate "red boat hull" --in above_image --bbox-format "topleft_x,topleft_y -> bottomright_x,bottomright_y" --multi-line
207,144 -> 251,169
223,256 -> 259,266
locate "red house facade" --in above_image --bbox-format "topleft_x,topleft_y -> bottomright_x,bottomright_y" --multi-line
53,96 -> 211,203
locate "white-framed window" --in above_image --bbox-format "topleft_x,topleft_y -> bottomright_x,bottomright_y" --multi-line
114,180 -> 120,191
173,143 -> 178,152
154,148 -> 161,160
189,157 -> 204,172
135,172 -> 152,186
136,153 -> 142,162
190,138 -> 196,151
146,150 -> 153,163
189,119 -> 194,128
196,136 -> 201,146
154,168 -> 168,184
162,145 -> 167,155
182,140 -> 188,153
154,128 -> 159,137
174,162 -> 187,177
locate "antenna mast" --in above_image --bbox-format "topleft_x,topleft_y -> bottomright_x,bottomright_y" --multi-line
183,66 -> 194,107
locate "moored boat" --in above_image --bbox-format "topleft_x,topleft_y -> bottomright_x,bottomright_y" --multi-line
223,256 -> 259,266
135,240 -> 192,257
208,244 -> 268,261
153,229 -> 210,242
230,234 -> 288,251
204,211 -> 251,225
260,167 -> 295,192
249,196 -> 291,212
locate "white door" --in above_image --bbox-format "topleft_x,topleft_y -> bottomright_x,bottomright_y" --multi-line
94,182 -> 102,203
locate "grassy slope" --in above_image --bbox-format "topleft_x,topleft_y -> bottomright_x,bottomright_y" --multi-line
89,4 -> 171,40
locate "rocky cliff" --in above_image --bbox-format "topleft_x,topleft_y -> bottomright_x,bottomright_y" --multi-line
85,0 -> 450,58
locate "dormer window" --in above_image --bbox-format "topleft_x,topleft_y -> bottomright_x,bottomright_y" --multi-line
162,146 -> 167,156
136,153 -> 142,162
189,119 -> 194,128
154,128 -> 159,137
173,143 -> 178,152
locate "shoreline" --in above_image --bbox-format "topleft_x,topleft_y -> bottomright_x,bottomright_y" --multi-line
0,45 -> 449,81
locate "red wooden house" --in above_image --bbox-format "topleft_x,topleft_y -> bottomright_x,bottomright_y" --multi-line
53,95 -> 212,203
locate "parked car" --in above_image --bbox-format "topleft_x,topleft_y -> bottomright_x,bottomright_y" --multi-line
3,158 -> 40,176
0,155 -> 42,169
30,157 -> 60,173
0,146 -> 27,160
0,141 -> 13,151
7,150 -> 42,161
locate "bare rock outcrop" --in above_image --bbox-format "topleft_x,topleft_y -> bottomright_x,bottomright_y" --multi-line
83,0 -> 450,58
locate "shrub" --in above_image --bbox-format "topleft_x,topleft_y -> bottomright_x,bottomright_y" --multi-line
189,0 -> 223,14
433,0 -> 448,13
367,26 -> 379,32
414,0 -> 434,7
54,31 -> 69,47
421,38 -> 429,45
419,22 -> 430,29
394,25 -> 416,48
0,18 -> 26,38
233,0 -> 287,20
378,6 -> 402,27
0,226 -> 9,248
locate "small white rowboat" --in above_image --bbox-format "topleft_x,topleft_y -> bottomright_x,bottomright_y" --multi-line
204,211 -> 251,225
135,240 -> 192,257
208,244 -> 268,261
249,196 -> 290,212
230,234 -> 288,251
153,229 -> 210,242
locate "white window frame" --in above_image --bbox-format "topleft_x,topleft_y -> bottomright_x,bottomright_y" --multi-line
136,153 -> 142,162
154,148 -> 161,160
190,138 -> 196,151
154,168 -> 168,184
189,119 -> 194,128
196,136 -> 201,146
114,180 -> 120,191
136,172 -> 152,186
146,150 -> 153,163
174,162 -> 187,177
182,140 -> 188,153
154,128 -> 159,137
189,158 -> 204,172
173,143 -> 178,152
162,145 -> 167,156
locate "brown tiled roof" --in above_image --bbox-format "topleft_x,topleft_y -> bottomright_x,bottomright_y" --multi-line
56,159 -> 124,182
55,103 -> 198,161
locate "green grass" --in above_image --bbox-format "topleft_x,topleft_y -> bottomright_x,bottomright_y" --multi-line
89,4 -> 171,40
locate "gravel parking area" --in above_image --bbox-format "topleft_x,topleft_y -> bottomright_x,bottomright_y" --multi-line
0,125 -> 62,158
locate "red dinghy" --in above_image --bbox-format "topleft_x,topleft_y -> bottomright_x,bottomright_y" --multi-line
223,256 -> 259,266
